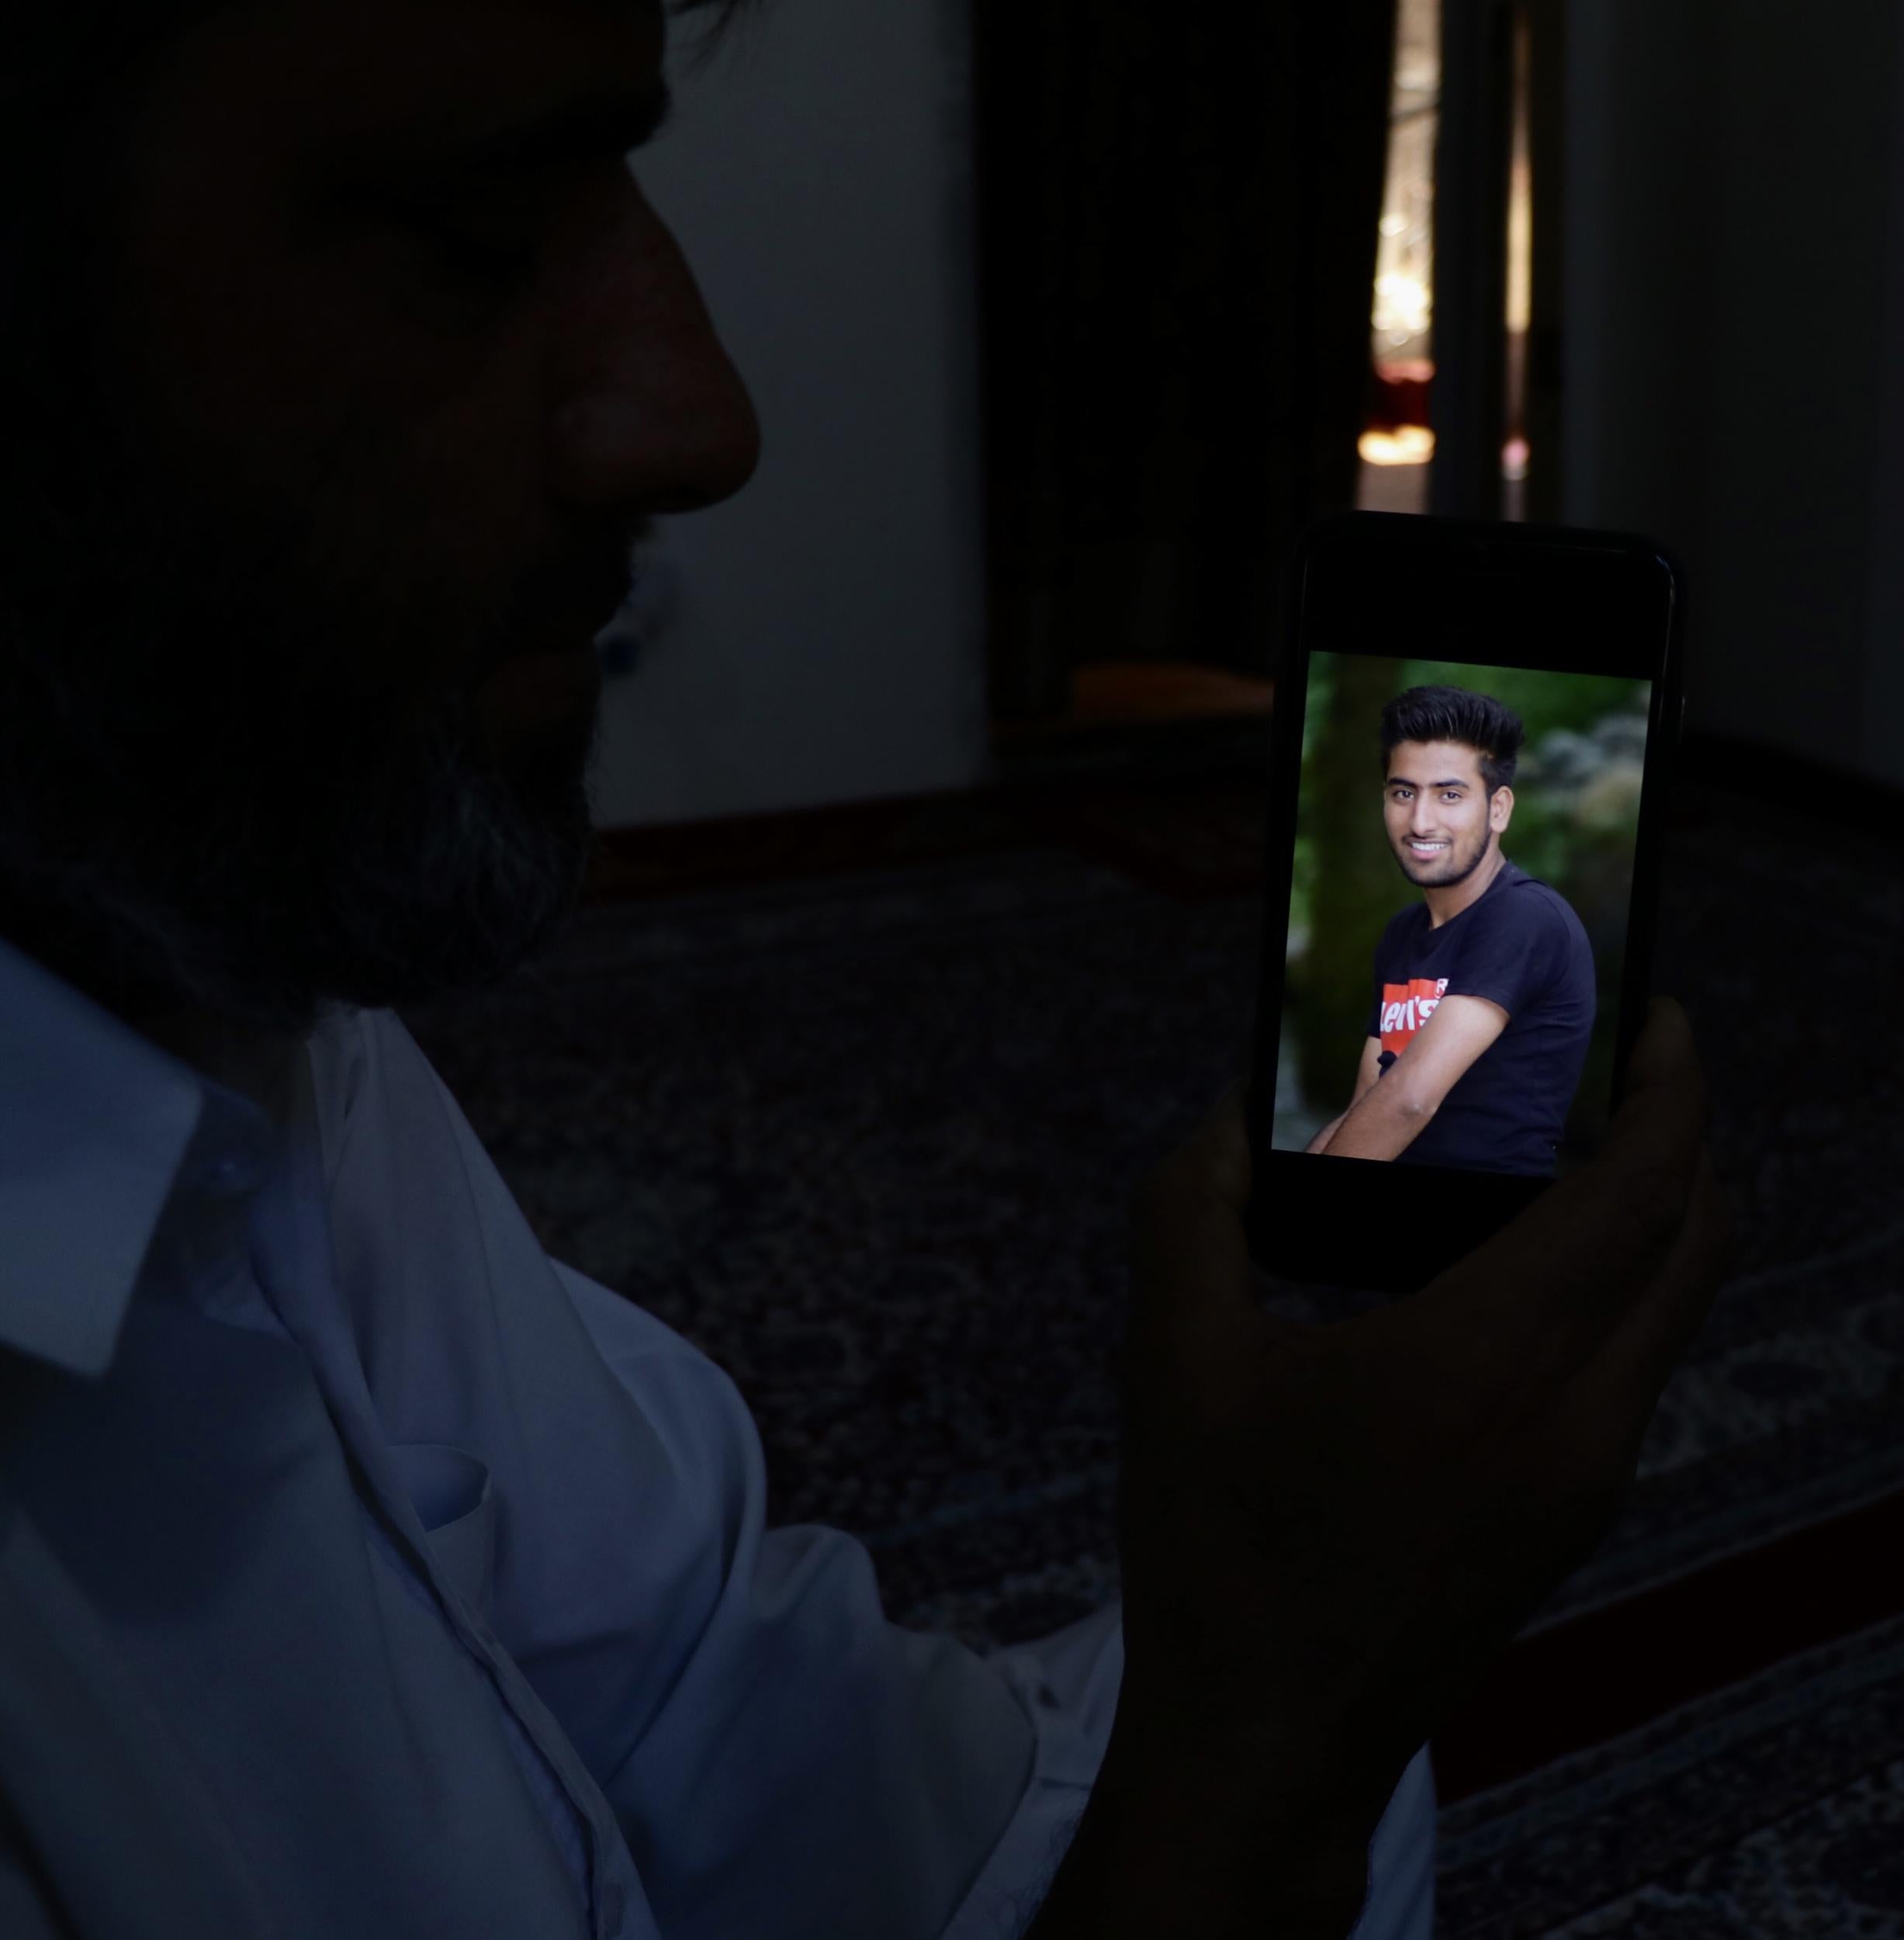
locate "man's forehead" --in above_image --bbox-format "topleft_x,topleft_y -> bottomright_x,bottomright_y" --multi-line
1387,740 -> 1486,781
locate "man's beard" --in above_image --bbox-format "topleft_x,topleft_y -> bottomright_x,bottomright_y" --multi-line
0,397 -> 607,1046
1394,822 -> 1494,890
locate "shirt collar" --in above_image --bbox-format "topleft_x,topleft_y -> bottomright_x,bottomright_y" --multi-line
0,930 -> 281,1379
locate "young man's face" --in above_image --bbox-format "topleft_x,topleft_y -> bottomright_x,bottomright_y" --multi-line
0,0 -> 760,1038
1382,739 -> 1515,889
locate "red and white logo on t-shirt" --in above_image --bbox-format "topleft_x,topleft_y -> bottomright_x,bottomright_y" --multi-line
1380,977 -> 1450,1058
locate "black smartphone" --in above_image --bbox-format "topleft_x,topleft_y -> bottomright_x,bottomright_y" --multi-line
1244,510 -> 1685,1293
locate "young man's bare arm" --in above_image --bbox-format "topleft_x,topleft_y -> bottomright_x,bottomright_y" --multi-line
1321,995 -> 1509,1161
1304,1037 -> 1383,1153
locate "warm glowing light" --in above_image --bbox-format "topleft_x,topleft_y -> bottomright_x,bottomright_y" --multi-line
1507,159 -> 1532,334
1373,272 -> 1431,339
1380,212 -> 1410,237
1359,426 -> 1436,466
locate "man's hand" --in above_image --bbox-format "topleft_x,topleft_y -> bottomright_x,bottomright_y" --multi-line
1036,999 -> 1732,1938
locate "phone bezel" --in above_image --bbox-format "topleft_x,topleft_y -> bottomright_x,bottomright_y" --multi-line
1244,511 -> 1686,1292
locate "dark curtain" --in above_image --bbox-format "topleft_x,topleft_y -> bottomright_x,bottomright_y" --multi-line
972,0 -> 1401,719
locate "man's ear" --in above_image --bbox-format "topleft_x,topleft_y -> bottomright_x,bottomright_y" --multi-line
1491,786 -> 1515,833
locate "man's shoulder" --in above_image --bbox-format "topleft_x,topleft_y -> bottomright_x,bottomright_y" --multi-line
1484,866 -> 1587,941
1480,872 -> 1595,1009
1511,873 -> 1592,948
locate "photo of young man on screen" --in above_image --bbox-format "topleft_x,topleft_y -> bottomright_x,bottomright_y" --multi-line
1306,684 -> 1598,1175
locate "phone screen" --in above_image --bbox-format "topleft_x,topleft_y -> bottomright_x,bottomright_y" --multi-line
1275,652 -> 1655,1178
1246,514 -> 1682,1289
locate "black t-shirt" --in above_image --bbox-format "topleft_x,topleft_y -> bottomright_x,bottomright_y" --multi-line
1366,860 -> 1596,1176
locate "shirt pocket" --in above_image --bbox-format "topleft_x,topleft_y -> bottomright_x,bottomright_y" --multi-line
386,1440 -> 496,1625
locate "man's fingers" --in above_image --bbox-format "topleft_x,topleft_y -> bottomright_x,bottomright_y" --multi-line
1424,999 -> 1713,1379
1128,1002 -> 1717,1404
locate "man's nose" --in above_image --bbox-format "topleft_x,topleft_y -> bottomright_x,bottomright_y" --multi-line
547,196 -> 763,514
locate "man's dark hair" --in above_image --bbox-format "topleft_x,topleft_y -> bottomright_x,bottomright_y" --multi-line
1380,685 -> 1525,796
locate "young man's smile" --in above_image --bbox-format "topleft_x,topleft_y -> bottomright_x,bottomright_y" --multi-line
1382,736 -> 1515,909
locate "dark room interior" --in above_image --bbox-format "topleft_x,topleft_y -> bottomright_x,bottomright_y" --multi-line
2,0 -> 1900,1935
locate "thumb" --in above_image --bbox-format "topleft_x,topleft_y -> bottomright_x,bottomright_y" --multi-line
1596,996 -> 1708,1187
1153,1076 -> 1254,1215
1126,1077 -> 1259,1363
1625,994 -> 1696,1083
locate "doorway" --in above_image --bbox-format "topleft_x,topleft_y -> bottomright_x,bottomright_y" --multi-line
984,0 -> 1480,771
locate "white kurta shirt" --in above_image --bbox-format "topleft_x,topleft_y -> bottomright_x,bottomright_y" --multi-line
0,931 -> 1433,1938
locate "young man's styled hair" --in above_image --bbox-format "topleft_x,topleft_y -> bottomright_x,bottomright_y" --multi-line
1380,684 -> 1525,797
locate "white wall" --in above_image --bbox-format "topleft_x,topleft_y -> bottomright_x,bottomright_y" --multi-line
598,0 -> 1904,816
1563,0 -> 1904,788
588,0 -> 993,830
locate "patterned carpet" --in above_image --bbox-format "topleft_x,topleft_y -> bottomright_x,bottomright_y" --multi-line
396,766 -> 1903,1935
1436,1615 -> 1904,1938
